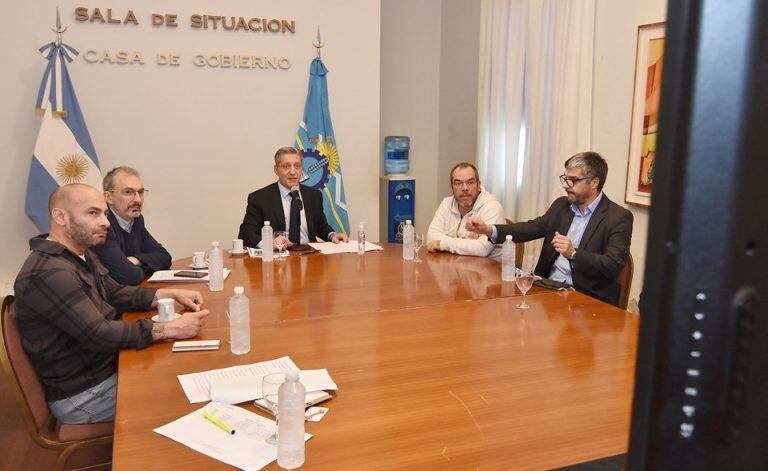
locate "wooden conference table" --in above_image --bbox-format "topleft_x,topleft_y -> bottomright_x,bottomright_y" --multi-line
114,244 -> 638,470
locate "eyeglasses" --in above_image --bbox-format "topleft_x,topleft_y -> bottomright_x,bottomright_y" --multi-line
108,188 -> 148,198
452,179 -> 477,188
558,174 -> 591,188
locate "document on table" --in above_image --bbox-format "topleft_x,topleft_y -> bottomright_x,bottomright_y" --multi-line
154,402 -> 311,471
179,356 -> 298,403
178,356 -> 338,404
307,240 -> 384,254
210,369 -> 338,405
147,269 -> 232,283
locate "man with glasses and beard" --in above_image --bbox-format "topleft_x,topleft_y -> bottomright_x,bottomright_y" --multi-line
91,166 -> 171,285
466,152 -> 633,306
426,162 -> 506,260
13,184 -> 209,424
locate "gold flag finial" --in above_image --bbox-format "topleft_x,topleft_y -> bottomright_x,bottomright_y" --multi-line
313,27 -> 324,59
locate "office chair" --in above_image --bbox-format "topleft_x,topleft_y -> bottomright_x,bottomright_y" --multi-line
0,296 -> 113,470
616,253 -> 634,310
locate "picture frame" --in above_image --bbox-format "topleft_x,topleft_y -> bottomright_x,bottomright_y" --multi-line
625,22 -> 665,207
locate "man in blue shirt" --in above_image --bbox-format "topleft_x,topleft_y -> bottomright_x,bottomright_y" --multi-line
92,167 -> 171,285
467,152 -> 633,306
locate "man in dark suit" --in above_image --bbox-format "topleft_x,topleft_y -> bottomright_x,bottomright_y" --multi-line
238,146 -> 348,248
91,167 -> 171,285
467,152 -> 633,306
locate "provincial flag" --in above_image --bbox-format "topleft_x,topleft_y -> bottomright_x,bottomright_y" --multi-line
294,57 -> 350,236
25,41 -> 102,232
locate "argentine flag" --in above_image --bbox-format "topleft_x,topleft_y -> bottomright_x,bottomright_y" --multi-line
294,57 -> 350,236
26,41 -> 102,232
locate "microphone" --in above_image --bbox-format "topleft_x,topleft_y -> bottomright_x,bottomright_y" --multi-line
289,186 -> 303,210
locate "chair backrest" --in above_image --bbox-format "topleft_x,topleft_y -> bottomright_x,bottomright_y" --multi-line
504,219 -> 525,269
0,296 -> 53,436
616,253 -> 634,310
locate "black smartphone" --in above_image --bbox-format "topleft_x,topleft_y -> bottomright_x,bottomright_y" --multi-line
174,270 -> 207,278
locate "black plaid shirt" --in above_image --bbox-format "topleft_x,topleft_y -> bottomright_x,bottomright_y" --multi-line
13,236 -> 157,401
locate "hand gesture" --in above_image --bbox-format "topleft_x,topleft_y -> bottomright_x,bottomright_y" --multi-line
552,232 -> 575,259
466,216 -> 492,237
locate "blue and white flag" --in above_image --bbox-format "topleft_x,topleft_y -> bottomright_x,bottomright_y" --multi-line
26,41 -> 102,232
294,58 -> 350,235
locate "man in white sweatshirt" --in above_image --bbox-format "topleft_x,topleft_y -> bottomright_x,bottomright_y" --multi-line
426,163 -> 506,260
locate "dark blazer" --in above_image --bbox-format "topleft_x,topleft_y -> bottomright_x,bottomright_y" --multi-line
238,182 -> 335,248
91,211 -> 172,285
497,194 -> 633,306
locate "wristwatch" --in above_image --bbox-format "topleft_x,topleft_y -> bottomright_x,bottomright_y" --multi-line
570,249 -> 577,261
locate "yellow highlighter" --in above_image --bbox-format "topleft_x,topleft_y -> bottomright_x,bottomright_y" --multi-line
203,410 -> 236,435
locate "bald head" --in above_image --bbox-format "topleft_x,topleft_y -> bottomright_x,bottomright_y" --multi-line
48,184 -> 110,254
48,184 -> 103,213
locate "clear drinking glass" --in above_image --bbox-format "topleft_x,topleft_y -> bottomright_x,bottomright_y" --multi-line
516,267 -> 535,309
262,372 -> 285,444
413,233 -> 424,263
273,231 -> 288,261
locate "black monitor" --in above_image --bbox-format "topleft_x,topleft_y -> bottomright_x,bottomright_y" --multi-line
628,0 -> 768,469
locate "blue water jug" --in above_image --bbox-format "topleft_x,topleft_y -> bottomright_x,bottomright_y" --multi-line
384,136 -> 410,175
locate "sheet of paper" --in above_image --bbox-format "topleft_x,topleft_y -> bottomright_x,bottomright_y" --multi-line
307,241 -> 384,255
178,356 -> 299,403
148,268 -> 232,283
154,402 -> 311,471
209,368 -> 338,405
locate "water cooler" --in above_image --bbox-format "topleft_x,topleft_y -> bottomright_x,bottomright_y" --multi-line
380,137 -> 415,243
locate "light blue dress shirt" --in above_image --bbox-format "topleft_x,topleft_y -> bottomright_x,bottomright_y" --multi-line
110,207 -> 134,233
549,192 -> 604,285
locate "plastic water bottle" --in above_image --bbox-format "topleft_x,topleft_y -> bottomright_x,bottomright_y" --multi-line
228,286 -> 250,355
262,221 -> 273,263
402,220 -> 415,261
357,222 -> 366,255
502,235 -> 516,282
384,136 -> 410,175
277,370 -> 306,469
208,241 -> 224,292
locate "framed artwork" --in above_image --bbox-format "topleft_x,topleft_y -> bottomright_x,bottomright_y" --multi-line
625,22 -> 665,207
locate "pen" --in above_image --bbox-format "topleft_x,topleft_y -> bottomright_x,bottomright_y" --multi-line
300,249 -> 320,256
203,411 -> 236,435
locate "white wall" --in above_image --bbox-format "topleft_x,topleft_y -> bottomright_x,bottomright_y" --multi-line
438,0 -> 481,194
380,0 -> 480,239
380,0 -> 442,237
0,0 -> 380,290
592,0 -> 668,307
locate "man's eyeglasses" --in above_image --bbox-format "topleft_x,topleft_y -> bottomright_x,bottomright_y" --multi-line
108,188 -> 148,198
452,179 -> 477,188
558,175 -> 591,188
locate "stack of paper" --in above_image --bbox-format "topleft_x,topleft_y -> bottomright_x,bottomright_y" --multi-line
154,402 -> 311,471
158,357 -> 335,470
178,356 -> 338,404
